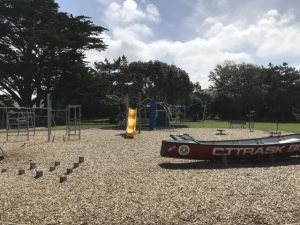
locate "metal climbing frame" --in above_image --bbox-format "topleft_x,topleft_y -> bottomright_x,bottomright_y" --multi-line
66,105 -> 81,140
2,107 -> 36,141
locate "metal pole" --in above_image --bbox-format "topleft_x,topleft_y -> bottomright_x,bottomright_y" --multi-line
67,105 -> 70,140
1,108 -> 5,129
33,111 -> 36,136
125,93 -> 129,126
138,92 -> 141,134
65,106 -> 68,135
202,103 -> 207,121
47,94 -> 51,142
26,110 -> 29,141
5,107 -> 8,141
79,105 -> 81,139
74,107 -> 77,135
17,112 -> 20,135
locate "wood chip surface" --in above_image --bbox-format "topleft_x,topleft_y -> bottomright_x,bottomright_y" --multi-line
0,128 -> 299,225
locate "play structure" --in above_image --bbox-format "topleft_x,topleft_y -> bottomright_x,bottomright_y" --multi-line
123,92 -> 187,138
0,95 -> 81,142
160,133 -> 300,161
66,105 -> 81,140
130,97 -> 184,130
125,108 -> 137,138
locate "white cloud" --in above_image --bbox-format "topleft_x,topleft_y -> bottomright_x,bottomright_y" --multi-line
193,10 -> 300,59
145,4 -> 160,22
104,0 -> 160,26
92,2 -> 300,88
113,23 -> 153,40
87,34 -> 253,88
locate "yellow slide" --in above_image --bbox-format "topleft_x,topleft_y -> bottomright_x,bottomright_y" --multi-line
125,108 -> 137,138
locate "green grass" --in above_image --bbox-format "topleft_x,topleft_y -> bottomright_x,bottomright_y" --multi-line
185,120 -> 300,133
3,119 -> 297,133
81,118 -> 119,130
187,120 -> 231,129
79,119 -> 300,133
1,119 -> 299,134
253,122 -> 300,133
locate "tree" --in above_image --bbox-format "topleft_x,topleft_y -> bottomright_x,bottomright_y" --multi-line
135,60 -> 193,104
0,0 -> 107,107
94,58 -> 194,106
209,61 -> 300,122
209,61 -> 265,119
210,61 -> 255,119
189,82 -> 211,121
261,63 -> 300,122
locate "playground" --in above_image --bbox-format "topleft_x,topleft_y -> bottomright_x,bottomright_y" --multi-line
0,127 -> 299,225
2,1 -> 300,224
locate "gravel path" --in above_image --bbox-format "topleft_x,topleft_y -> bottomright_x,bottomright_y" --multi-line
0,128 -> 299,225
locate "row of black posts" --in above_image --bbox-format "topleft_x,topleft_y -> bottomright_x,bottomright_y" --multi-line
1,157 -> 84,183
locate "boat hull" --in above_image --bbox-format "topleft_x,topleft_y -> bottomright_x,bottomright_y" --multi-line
160,135 -> 300,160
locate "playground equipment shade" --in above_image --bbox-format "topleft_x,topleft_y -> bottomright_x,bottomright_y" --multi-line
126,108 -> 137,138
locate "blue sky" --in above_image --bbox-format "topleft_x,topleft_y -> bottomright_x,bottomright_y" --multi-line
56,0 -> 300,88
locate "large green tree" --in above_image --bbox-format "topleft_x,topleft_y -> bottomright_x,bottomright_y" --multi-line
261,63 -> 300,122
0,0 -> 107,107
94,58 -> 193,106
209,61 -> 264,119
209,61 -> 300,121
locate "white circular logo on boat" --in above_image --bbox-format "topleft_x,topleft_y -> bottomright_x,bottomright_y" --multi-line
178,145 -> 190,156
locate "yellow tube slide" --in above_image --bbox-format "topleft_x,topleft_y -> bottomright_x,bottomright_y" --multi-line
125,108 -> 137,138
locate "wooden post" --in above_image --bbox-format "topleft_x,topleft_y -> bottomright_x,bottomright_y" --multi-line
18,169 -> 25,175
29,162 -> 36,170
79,156 -> 84,164
59,176 -> 67,183
66,168 -> 73,175
35,170 -> 43,179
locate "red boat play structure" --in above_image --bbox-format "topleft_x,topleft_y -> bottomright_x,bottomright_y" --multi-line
160,134 -> 300,160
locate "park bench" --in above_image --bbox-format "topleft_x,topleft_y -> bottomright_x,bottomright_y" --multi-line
216,129 -> 225,135
229,120 -> 246,129
270,131 -> 282,137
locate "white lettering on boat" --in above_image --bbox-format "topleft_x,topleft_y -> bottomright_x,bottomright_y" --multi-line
212,145 -> 286,156
178,145 -> 190,156
287,144 -> 300,152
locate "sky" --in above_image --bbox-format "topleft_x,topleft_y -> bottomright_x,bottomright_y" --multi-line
56,0 -> 300,88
